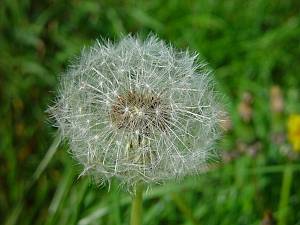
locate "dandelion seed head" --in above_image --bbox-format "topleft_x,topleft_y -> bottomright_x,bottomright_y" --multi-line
49,35 -> 224,188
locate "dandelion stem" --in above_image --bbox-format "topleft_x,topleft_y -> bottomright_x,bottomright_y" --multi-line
130,184 -> 144,225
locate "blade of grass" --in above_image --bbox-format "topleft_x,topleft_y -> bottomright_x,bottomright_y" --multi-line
4,132 -> 61,225
171,192 -> 200,225
47,164 -> 75,225
4,201 -> 23,225
33,133 -> 61,181
78,208 -> 108,225
277,164 -> 293,225
143,199 -> 165,225
68,178 -> 90,225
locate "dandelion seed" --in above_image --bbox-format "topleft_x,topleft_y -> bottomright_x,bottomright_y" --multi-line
49,35 -> 224,188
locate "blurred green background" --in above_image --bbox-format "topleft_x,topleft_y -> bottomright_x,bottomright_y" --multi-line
1,0 -> 300,224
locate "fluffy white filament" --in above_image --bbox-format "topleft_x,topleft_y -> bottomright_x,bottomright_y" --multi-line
50,35 -> 223,187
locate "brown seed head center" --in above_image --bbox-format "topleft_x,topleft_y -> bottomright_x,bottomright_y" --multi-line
110,91 -> 171,134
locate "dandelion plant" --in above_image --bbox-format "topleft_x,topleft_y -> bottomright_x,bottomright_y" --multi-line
49,35 -> 223,225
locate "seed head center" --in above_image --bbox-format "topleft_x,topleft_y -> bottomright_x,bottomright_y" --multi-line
110,90 -> 171,134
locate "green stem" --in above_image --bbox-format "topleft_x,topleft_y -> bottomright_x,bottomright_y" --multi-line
130,184 -> 144,225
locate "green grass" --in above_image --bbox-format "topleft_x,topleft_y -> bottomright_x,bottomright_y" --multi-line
1,0 -> 300,224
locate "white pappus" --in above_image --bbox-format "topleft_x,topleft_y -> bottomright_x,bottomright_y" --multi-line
49,35 -> 224,188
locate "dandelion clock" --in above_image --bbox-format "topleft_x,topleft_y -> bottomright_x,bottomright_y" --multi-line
49,35 -> 224,225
